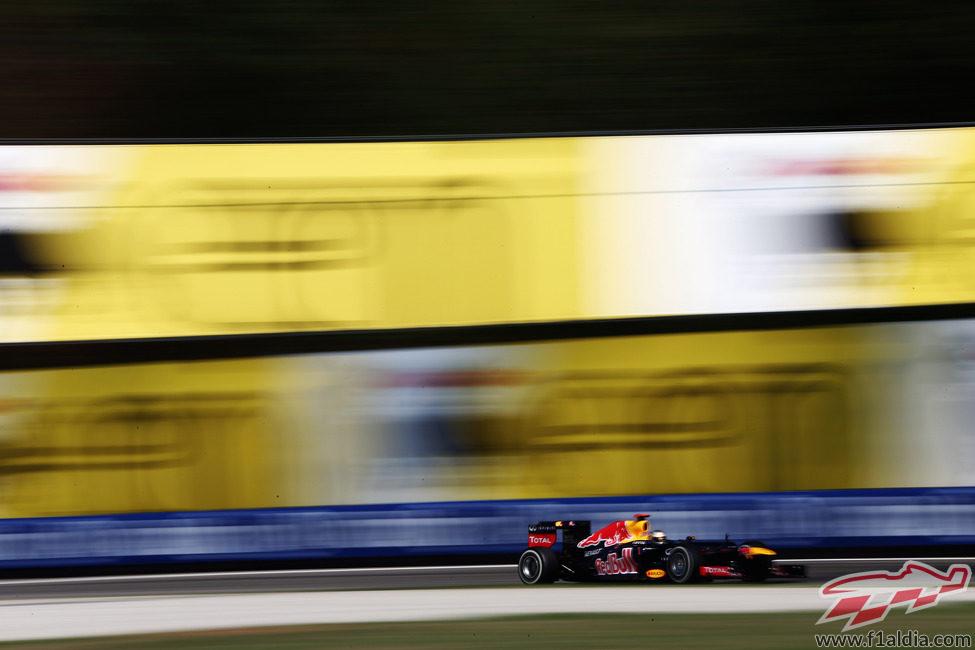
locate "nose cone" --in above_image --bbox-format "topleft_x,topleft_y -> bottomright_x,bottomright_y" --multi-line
740,545 -> 776,557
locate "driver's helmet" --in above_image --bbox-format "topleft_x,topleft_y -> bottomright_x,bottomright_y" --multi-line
650,529 -> 667,543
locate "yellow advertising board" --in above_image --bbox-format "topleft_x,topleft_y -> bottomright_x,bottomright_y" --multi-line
0,139 -> 583,341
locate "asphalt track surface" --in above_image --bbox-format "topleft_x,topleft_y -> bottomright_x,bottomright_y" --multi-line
2,559 -> 973,642
1,558 -> 971,600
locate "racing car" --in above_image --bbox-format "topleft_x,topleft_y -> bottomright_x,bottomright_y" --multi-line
518,514 -> 805,584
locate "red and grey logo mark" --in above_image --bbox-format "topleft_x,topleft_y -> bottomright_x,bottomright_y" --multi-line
817,561 -> 971,631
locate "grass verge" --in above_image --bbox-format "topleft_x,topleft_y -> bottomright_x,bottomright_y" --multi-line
4,603 -> 974,649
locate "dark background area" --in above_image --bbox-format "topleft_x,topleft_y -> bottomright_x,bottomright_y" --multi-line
2,1 -> 974,139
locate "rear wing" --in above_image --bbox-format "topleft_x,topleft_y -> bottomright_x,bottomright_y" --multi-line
527,520 -> 591,549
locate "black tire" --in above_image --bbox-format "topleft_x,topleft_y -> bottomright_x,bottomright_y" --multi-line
667,545 -> 702,584
518,547 -> 559,585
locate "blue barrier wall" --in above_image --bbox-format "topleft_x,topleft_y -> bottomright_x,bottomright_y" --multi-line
0,487 -> 972,568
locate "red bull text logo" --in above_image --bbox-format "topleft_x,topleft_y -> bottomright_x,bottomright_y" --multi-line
817,561 -> 971,631
595,547 -> 637,576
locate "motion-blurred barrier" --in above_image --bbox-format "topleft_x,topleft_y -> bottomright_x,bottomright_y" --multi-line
0,487 -> 971,568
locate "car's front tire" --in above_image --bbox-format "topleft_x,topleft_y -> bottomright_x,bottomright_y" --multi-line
741,540 -> 772,582
667,545 -> 702,584
518,547 -> 559,585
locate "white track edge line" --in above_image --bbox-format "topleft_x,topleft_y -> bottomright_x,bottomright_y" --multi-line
0,564 -> 517,586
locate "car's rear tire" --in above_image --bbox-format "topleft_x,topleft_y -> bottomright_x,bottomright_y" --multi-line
667,545 -> 702,584
518,547 -> 559,585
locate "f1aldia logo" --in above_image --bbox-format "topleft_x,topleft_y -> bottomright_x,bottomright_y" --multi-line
595,547 -> 637,575
817,561 -> 971,631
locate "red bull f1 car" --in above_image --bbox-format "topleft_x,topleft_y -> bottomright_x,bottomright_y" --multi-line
518,514 -> 805,585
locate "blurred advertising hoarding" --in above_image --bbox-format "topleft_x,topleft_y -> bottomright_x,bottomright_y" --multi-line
0,139 -> 583,341
3,128 -> 975,342
2,319 -> 975,518
582,128 -> 973,316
